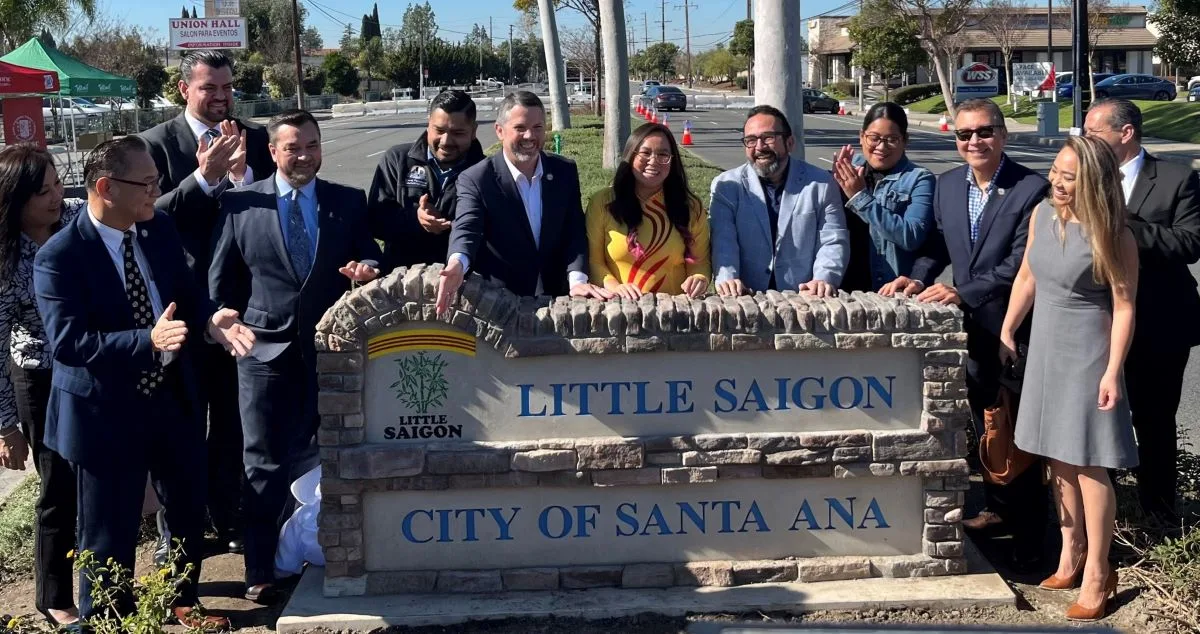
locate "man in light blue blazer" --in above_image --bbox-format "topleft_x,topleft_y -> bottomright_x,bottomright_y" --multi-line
710,105 -> 849,297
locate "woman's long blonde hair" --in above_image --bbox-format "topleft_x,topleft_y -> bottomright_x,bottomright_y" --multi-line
1054,135 -> 1129,288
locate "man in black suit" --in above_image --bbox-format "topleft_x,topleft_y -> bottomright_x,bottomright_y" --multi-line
210,109 -> 382,602
1085,99 -> 1200,522
141,49 -> 273,553
368,89 -> 485,270
884,99 -> 1050,569
33,137 -> 253,628
436,90 -> 611,312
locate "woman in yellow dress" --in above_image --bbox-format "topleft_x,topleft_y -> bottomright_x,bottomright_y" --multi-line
585,122 -> 711,299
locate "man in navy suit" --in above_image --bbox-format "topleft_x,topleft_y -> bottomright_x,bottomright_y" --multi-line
883,99 -> 1050,570
210,109 -> 382,602
435,90 -> 611,311
33,136 -> 254,628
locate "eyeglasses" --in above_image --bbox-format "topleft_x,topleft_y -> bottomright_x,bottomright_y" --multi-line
106,176 -> 160,194
741,132 -> 787,148
954,126 -> 1003,142
635,150 -> 673,164
864,133 -> 903,147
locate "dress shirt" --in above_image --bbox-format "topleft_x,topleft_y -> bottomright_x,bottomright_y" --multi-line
426,147 -> 463,192
450,152 -> 588,290
965,155 -> 1007,245
184,110 -> 254,195
87,209 -> 165,321
1120,148 -> 1146,205
273,173 -> 320,263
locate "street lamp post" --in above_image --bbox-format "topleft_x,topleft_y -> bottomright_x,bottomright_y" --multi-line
1071,0 -> 1089,130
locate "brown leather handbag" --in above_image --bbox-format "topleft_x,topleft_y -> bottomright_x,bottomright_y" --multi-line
980,386 -> 1038,485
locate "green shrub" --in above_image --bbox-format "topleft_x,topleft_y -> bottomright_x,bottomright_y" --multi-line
735,76 -> 748,89
891,82 -> 941,105
823,80 -> 856,99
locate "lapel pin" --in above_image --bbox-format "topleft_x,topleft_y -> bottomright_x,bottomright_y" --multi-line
546,172 -> 554,181
140,229 -> 148,237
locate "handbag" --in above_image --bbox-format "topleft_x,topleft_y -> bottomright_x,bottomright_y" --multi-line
979,383 -> 1038,486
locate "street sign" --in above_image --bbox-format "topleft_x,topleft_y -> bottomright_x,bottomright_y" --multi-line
1012,62 -> 1056,92
204,0 -> 240,17
168,17 -> 247,50
953,62 -> 999,101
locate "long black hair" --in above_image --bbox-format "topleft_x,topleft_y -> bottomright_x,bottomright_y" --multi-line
0,144 -> 56,285
861,101 -> 909,138
608,122 -> 700,262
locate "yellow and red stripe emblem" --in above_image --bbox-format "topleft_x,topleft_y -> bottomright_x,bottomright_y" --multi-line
367,329 -> 476,359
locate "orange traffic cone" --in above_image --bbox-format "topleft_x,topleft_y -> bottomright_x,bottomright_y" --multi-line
939,115 -> 949,132
838,105 -> 845,115
661,113 -> 670,128
681,120 -> 693,146
650,109 -> 658,124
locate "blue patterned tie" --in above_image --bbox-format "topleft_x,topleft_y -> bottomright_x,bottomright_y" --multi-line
287,190 -> 313,280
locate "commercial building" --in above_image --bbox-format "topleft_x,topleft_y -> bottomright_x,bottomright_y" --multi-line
807,4 -> 1159,88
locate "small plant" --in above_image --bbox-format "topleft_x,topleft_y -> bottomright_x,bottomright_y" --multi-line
390,351 -> 450,413
73,542 -> 207,634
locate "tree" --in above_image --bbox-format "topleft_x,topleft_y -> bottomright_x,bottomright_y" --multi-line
400,1 -> 438,45
599,0 -> 629,169
62,21 -> 159,81
515,0 -> 602,113
180,6 -> 189,18
1150,0 -> 1200,69
37,28 -> 55,48
360,4 -> 381,45
234,62 -> 265,94
538,0 -> 570,130
339,23 -> 360,57
242,0 -> 309,64
696,44 -> 741,83
1087,0 -> 1116,98
264,62 -> 297,98
357,36 -> 385,85
301,26 -> 323,54
561,27 -> 600,86
729,19 -> 753,94
980,0 -> 1029,104
323,51 -> 359,95
466,23 -> 490,49
0,0 -> 96,53
133,60 -> 168,107
847,0 -> 926,100
163,67 -> 186,105
381,27 -> 403,52
190,6 -> 197,18
886,0 -> 975,118
642,42 -> 680,80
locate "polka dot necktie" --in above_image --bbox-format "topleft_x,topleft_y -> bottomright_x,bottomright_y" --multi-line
123,231 -> 163,395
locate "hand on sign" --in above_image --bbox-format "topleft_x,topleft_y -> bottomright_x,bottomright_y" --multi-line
879,276 -> 924,297
680,274 -> 708,298
435,257 -> 465,316
917,283 -> 961,306
716,278 -> 746,297
339,261 -> 380,282
569,283 -> 614,300
798,279 -> 836,298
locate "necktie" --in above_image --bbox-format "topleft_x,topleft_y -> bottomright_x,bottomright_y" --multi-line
287,190 -> 314,280
204,127 -> 220,145
123,232 -> 163,395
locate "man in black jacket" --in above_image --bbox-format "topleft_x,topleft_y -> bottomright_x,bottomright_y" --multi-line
368,90 -> 485,271
1086,99 -> 1200,523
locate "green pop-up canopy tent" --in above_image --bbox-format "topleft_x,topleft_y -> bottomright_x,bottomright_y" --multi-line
0,37 -> 135,98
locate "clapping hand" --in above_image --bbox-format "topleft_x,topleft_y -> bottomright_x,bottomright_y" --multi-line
340,261 -> 380,283
207,308 -> 256,357
151,302 -> 188,352
196,130 -> 240,186
831,143 -> 866,199
220,120 -> 248,182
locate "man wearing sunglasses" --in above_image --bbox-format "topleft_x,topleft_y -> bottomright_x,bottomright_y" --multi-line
883,98 -> 1050,571
710,105 -> 848,297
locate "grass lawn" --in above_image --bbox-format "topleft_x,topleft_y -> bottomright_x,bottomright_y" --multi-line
486,115 -> 725,209
906,95 -> 1200,144
0,475 -> 38,582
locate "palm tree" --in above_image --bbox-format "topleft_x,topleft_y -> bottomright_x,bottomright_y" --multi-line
0,0 -> 97,53
599,0 -> 629,169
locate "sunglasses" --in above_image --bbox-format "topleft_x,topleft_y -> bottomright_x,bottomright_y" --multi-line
954,126 -> 1003,142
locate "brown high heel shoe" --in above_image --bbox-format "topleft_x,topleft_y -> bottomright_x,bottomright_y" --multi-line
1065,568 -> 1118,622
1039,550 -> 1086,590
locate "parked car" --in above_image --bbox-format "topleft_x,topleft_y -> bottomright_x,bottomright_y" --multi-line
1094,74 -> 1177,101
1055,73 -> 1115,99
641,85 -> 686,111
41,97 -> 98,125
1189,85 -> 1200,103
1188,75 -> 1200,90
803,88 -> 840,114
641,79 -> 661,94
475,77 -> 502,88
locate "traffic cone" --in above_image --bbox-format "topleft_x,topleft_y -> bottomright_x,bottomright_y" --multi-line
681,120 -> 693,146
939,115 -> 949,132
650,109 -> 658,124
661,113 -> 670,128
838,104 -> 846,115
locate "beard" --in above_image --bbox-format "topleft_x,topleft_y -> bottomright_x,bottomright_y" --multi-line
751,149 -> 783,179
510,139 -> 540,163
283,159 -> 321,186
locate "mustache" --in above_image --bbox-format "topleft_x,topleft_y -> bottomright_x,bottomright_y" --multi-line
754,150 -> 777,160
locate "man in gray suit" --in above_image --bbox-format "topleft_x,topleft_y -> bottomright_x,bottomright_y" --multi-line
709,105 -> 849,297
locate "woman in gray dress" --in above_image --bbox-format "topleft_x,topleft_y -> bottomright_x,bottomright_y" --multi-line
999,135 -> 1138,622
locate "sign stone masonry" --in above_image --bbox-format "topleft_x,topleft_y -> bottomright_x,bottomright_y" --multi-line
314,264 -> 972,598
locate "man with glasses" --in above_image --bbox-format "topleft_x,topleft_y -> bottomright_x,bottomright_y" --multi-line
33,136 -> 254,629
883,98 -> 1050,571
709,105 -> 848,297
1085,98 -> 1200,523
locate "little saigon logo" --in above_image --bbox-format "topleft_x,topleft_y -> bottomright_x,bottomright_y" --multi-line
368,328 -> 474,439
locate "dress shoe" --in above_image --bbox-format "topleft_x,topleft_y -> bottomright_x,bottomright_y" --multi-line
172,606 -> 230,632
962,510 -> 1004,532
1065,568 -> 1118,621
245,582 -> 281,604
226,538 -> 244,554
1039,550 -> 1086,590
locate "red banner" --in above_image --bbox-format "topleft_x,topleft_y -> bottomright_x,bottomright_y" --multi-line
3,97 -> 46,147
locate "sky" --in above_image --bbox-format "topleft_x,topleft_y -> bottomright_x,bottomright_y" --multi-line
99,0 -> 867,53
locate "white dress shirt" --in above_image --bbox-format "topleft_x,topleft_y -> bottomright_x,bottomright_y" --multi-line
1120,148 -> 1145,206
87,210 -> 165,320
184,110 -> 254,195
450,152 -> 587,290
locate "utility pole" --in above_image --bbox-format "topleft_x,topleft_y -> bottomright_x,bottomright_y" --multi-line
419,32 -> 425,100
643,12 -> 649,52
490,17 -> 494,49
755,0 -> 803,155
1071,0 -> 1088,130
290,0 -> 303,109
509,24 -> 514,83
1048,0 -> 1055,102
657,0 -> 669,43
677,1 -> 697,88
746,0 -> 753,96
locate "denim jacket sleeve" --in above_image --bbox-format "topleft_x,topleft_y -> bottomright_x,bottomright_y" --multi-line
845,167 -> 936,252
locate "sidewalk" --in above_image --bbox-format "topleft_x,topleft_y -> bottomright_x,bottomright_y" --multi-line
904,111 -> 1200,170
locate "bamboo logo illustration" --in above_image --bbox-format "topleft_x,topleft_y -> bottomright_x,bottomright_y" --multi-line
390,352 -> 450,413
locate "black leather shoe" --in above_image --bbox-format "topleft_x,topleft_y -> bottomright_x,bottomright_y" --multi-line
226,538 -> 244,554
244,583 -> 281,604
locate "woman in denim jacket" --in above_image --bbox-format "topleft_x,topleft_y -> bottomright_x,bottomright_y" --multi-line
832,102 -> 935,292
